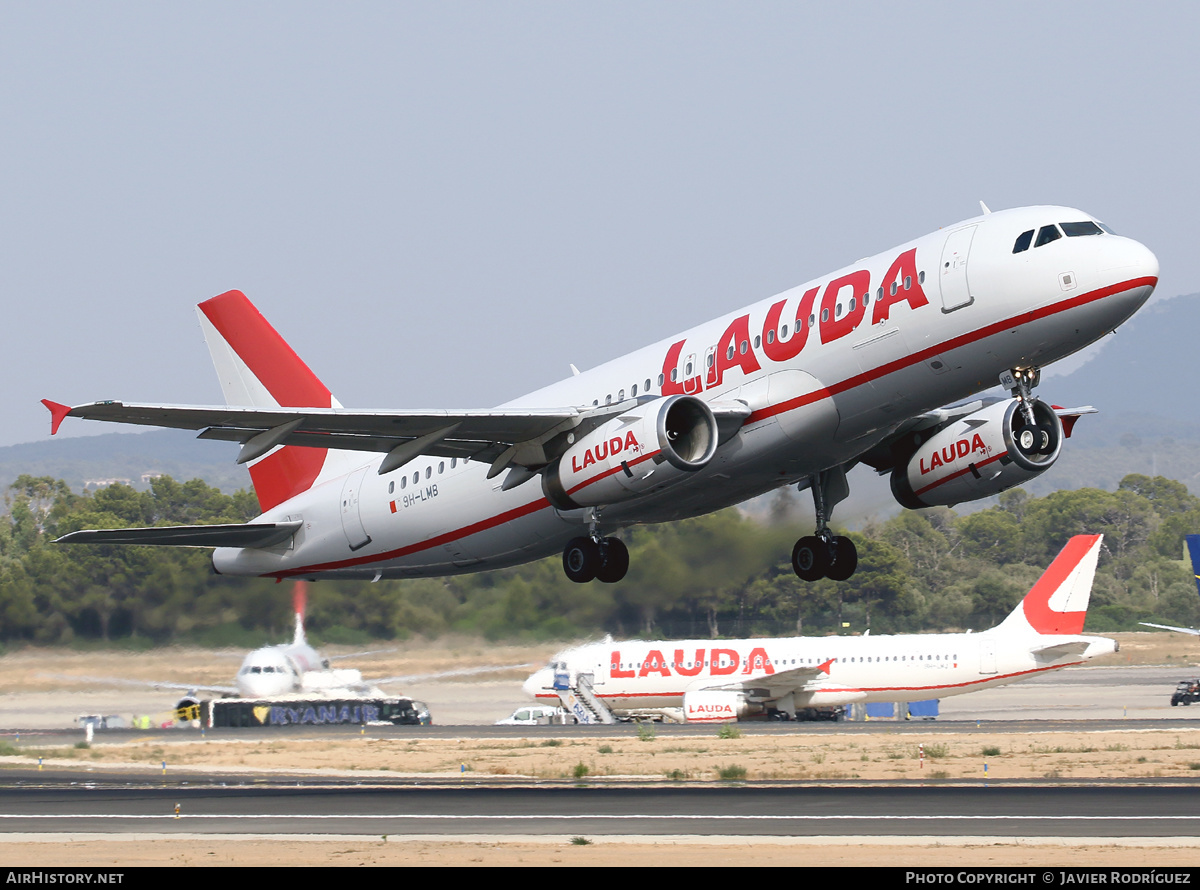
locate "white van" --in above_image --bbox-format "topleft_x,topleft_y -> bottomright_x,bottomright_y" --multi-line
495,705 -> 573,725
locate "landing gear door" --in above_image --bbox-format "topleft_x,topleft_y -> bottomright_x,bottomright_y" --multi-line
339,466 -> 372,551
939,225 -> 976,312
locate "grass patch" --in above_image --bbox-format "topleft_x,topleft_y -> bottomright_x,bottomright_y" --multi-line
981,746 -> 1002,757
922,743 -> 949,759
717,764 -> 747,780
597,745 -> 612,754
0,741 -> 20,757
718,725 -> 742,740
540,739 -> 563,748
570,837 -> 592,846
636,723 -> 656,742
572,762 -> 589,779
665,768 -> 689,781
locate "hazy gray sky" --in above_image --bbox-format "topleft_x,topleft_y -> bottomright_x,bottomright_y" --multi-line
3,3 -> 1195,448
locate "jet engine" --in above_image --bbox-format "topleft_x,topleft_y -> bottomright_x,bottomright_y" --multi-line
542,394 -> 719,510
891,398 -> 1063,509
682,690 -> 748,723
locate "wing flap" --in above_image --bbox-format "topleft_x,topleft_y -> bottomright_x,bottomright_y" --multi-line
55,521 -> 303,549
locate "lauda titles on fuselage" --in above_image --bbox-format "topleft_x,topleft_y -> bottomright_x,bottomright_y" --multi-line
525,536 -> 1116,722
47,206 -> 1157,584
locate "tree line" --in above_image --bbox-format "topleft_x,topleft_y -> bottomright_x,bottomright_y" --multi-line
0,472 -> 1196,646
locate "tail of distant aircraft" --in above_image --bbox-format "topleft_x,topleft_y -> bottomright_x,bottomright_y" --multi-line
994,534 -> 1103,636
1138,534 -> 1200,636
197,291 -> 356,511
292,580 -> 308,647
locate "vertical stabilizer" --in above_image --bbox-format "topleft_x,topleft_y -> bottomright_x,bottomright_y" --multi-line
996,534 -> 1103,635
1186,535 -> 1200,599
196,290 -> 357,511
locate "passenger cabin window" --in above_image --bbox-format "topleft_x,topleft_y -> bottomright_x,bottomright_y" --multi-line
1035,225 -> 1062,247
1013,229 -> 1034,253
1061,220 -> 1104,237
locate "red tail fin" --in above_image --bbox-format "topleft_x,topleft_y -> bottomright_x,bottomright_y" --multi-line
197,291 -> 337,512
998,534 -> 1102,635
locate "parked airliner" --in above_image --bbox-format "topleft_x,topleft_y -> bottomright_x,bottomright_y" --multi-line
46,205 -> 1157,583
524,535 -> 1115,721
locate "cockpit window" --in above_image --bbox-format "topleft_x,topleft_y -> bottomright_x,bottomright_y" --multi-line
1012,229 -> 1034,253
1060,220 -> 1104,237
1035,225 -> 1062,248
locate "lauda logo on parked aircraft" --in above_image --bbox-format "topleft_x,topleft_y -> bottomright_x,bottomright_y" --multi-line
570,431 -> 643,473
610,648 -> 776,678
660,249 -> 928,394
919,433 -> 992,476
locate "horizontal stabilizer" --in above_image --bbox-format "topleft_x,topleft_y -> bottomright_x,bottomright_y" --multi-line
1029,640 -> 1091,659
55,521 -> 303,549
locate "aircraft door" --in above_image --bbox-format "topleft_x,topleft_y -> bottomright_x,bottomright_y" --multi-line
939,226 -> 976,312
339,466 -> 372,551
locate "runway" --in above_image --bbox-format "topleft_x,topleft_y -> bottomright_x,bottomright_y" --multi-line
2,779 -> 1199,841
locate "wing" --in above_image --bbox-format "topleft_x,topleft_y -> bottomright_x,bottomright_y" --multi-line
39,673 -> 238,695
703,662 -> 834,696
1139,622 -> 1200,636
54,522 -> 302,548
43,397 -> 752,478
367,663 -> 536,686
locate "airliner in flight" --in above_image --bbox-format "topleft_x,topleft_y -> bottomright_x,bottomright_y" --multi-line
46,205 -> 1157,584
524,535 -> 1115,722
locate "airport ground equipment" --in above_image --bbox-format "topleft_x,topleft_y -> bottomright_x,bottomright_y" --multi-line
192,695 -> 430,728
1170,680 -> 1200,707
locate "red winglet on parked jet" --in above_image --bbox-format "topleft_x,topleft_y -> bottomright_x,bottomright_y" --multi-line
46,206 -> 1157,584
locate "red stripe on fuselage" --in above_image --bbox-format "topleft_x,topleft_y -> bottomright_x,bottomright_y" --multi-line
267,277 -> 1153,577
270,494 -> 553,578
745,276 -> 1157,426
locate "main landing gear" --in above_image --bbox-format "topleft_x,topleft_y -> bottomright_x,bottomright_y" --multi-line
563,536 -> 629,584
563,508 -> 629,583
791,466 -> 858,582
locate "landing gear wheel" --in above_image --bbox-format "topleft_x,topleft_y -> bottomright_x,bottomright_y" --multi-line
791,536 -> 828,582
825,536 -> 858,582
596,538 -> 629,584
563,537 -> 601,583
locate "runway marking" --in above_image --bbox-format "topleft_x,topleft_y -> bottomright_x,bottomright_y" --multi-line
4,820 -> 1195,825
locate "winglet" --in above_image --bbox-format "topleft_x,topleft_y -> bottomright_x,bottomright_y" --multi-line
42,400 -> 72,436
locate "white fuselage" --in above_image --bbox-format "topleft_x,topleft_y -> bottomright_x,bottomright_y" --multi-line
213,205 -> 1157,579
524,630 -> 1117,715
234,641 -> 326,698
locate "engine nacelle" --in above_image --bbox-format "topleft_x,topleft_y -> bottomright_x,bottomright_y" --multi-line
891,398 -> 1063,509
543,395 -> 719,510
682,690 -> 747,723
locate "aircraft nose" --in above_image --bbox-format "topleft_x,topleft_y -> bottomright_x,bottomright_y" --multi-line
1102,236 -> 1159,283
522,668 -> 551,698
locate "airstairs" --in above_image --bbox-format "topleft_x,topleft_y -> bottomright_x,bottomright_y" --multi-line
553,666 -> 616,724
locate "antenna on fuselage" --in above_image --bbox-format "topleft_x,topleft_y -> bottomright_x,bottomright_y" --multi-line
979,201 -> 992,215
